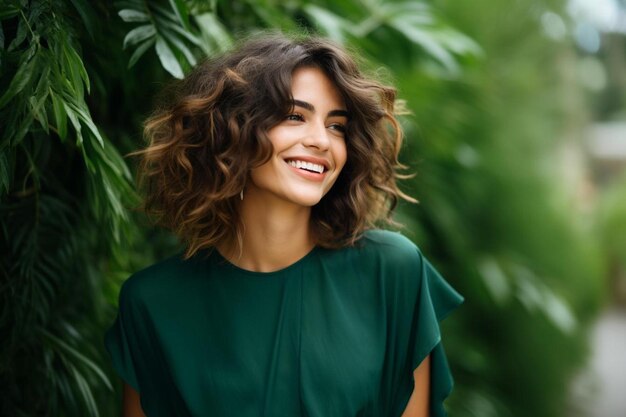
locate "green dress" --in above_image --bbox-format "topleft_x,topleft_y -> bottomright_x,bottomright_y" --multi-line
105,230 -> 463,417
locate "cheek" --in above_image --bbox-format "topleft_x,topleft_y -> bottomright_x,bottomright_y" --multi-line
335,142 -> 348,172
265,126 -> 291,150
249,161 -> 273,186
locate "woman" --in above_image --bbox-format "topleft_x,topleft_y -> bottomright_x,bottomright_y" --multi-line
105,33 -> 463,417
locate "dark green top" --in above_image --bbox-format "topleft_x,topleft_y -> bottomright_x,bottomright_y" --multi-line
105,230 -> 463,417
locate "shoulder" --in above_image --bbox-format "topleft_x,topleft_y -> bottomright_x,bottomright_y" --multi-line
358,229 -> 423,265
361,229 -> 418,251
331,229 -> 426,279
335,230 -> 429,299
118,251 -> 207,308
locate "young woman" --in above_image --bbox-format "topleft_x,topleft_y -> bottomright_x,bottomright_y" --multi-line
105,33 -> 463,417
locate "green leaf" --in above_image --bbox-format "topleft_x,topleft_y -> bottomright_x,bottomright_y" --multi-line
101,174 -> 125,218
95,136 -> 133,181
303,5 -> 351,43
0,5 -> 20,20
0,47 -> 37,108
378,1 -> 480,72
72,367 -> 100,417
50,90 -> 68,140
161,27 -> 196,66
7,15 -> 28,51
68,0 -> 97,39
195,12 -> 232,54
12,109 -> 34,145
0,20 -> 5,51
31,66 -> 50,132
29,0 -> 47,24
61,42 -> 84,97
123,24 -> 156,49
157,15 -> 202,46
247,2 -> 297,30
151,2 -> 178,23
56,370 -> 80,415
0,151 -> 10,194
127,37 -> 155,68
42,329 -> 113,391
66,43 -> 90,94
432,28 -> 482,56
63,101 -> 83,144
168,0 -> 191,31
390,21 -> 457,72
380,1 -> 433,23
29,94 -> 49,133
63,97 -> 103,147
155,36 -> 183,78
118,8 -> 149,23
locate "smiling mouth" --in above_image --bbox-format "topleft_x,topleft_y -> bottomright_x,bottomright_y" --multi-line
284,159 -> 327,174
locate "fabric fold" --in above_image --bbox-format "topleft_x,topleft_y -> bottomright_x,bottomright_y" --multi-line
410,253 -> 464,417
105,280 -> 141,392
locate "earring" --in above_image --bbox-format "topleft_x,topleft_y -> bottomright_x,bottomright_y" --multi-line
240,189 -> 244,200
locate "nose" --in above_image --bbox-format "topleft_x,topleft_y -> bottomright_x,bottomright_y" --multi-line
302,119 -> 330,151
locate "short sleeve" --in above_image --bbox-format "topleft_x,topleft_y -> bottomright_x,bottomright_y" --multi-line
104,279 -> 141,392
410,254 -> 464,417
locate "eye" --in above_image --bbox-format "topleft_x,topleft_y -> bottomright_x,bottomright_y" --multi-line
285,113 -> 304,122
328,123 -> 346,134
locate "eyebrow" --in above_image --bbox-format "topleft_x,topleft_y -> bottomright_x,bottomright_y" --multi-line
291,99 -> 349,119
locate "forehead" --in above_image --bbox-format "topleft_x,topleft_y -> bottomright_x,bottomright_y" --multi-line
290,67 -> 346,110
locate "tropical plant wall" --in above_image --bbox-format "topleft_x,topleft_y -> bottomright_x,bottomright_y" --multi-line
0,1 -> 603,416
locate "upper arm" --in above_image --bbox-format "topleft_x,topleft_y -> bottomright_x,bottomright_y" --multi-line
401,354 -> 431,417
123,383 -> 147,417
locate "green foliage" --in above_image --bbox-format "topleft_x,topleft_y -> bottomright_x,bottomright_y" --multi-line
304,0 -> 481,74
0,0 -> 604,416
394,0 -> 604,415
597,172 -> 626,260
595,172 -> 626,304
0,1 -> 137,415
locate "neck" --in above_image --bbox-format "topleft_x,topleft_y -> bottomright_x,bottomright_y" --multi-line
217,188 -> 315,273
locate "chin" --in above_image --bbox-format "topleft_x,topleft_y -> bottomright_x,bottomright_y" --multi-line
283,187 -> 326,207
286,190 -> 327,207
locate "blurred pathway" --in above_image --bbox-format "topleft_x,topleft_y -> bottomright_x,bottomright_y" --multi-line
570,308 -> 626,417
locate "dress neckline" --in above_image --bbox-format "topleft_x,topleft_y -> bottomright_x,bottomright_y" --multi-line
211,245 -> 319,277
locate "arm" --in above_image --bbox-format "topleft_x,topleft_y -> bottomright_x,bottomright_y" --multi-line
123,383 -> 147,417
401,354 -> 431,417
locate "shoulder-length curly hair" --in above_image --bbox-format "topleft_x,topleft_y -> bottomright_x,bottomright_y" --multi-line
137,32 -> 415,258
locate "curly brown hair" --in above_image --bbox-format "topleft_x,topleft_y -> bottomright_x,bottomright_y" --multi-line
137,32 -> 415,258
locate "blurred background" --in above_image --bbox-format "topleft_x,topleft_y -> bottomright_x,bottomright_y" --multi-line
1,0 -> 625,416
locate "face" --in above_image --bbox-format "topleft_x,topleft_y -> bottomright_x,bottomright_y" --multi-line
248,66 -> 348,207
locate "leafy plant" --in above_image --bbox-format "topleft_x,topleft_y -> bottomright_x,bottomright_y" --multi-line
0,1 -> 136,415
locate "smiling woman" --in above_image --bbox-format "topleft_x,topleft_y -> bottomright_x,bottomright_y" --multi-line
136,33 -> 411,256
104,33 -> 463,417
248,67 -> 348,208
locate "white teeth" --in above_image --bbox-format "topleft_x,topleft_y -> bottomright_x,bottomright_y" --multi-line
287,160 -> 324,174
